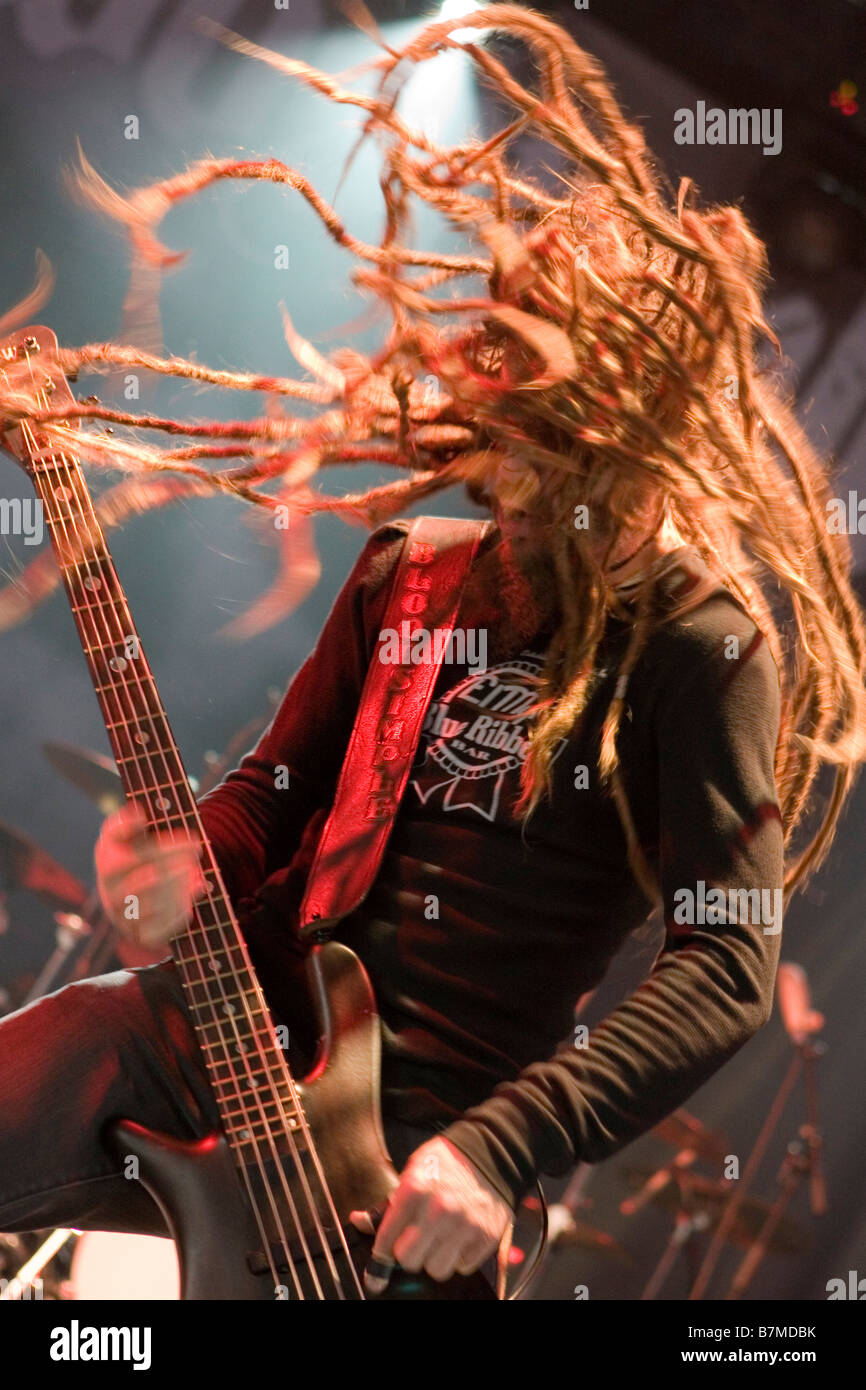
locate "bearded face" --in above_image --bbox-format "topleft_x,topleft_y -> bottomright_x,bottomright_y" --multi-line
458,520 -> 559,662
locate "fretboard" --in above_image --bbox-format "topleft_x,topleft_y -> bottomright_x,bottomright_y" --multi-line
26,436 -> 304,1160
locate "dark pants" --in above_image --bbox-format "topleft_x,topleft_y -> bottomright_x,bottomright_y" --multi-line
0,958 -> 435,1239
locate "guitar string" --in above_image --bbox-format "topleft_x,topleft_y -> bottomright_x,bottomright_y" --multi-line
15,368 -> 343,1299
20,353 -> 366,1301
28,359 -> 366,1300
19,408 -> 315,1301
26,354 -> 376,1299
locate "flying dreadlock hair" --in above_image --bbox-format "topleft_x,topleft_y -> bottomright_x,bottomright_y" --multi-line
1,3 -> 865,904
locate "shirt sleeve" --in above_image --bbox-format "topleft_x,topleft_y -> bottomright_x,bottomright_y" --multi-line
440,620 -> 785,1212
196,521 -> 408,908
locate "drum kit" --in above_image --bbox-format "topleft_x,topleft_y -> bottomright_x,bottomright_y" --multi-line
0,689 -> 828,1301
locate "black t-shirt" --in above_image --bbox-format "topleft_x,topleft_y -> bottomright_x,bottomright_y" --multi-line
198,520 -> 784,1210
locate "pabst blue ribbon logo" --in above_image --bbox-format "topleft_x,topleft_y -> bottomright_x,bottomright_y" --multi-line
410,651 -> 557,821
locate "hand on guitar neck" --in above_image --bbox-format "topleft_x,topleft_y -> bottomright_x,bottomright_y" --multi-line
95,806 -> 206,951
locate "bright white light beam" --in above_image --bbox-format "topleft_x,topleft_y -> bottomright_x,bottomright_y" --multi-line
437,0 -> 488,44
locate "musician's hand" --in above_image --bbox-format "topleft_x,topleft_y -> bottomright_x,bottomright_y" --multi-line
348,1136 -> 512,1288
95,804 -> 205,948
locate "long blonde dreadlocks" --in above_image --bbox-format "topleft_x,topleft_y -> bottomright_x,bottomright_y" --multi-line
1,4 -> 865,902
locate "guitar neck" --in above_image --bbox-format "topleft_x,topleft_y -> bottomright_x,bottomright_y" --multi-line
25,434 -> 302,1158
28,449 -> 214,862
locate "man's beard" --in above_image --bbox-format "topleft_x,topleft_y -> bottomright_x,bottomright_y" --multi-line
462,529 -> 561,660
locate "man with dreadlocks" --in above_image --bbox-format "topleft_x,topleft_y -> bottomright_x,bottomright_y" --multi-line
0,5 -> 865,1295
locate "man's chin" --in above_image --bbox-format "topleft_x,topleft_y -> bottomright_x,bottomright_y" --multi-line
499,531 -> 554,581
470,530 -> 559,652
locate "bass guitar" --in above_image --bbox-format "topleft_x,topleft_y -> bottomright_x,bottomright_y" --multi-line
0,325 -> 500,1300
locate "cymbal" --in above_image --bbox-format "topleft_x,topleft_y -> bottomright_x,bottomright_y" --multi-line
41,741 -> 123,812
652,1109 -> 729,1164
0,820 -> 88,912
43,690 -> 282,809
621,1166 -> 807,1255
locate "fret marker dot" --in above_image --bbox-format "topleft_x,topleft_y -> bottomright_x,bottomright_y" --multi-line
154,795 -> 172,811
208,957 -> 221,972
108,655 -> 128,673
83,576 -> 102,591
239,1129 -> 250,1141
223,1002 -> 235,1015
134,730 -> 151,745
288,1118 -> 298,1130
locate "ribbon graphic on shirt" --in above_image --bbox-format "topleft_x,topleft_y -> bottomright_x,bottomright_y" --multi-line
410,652 -> 564,822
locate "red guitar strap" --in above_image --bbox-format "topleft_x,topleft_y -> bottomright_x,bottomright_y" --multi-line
298,515 -> 490,939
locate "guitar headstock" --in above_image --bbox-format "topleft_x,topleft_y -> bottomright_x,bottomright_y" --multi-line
0,325 -> 78,476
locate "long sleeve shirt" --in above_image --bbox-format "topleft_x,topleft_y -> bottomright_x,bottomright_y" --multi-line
197,518 -> 784,1211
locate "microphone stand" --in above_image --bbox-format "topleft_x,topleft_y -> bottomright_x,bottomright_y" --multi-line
725,1038 -> 826,1299
688,961 -> 826,1301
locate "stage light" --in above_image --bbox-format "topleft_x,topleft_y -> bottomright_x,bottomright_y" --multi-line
385,5 -> 482,154
830,81 -> 859,116
437,0 -> 486,43
438,0 -> 482,19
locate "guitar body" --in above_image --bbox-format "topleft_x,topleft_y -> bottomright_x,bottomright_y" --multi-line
112,941 -> 496,1300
